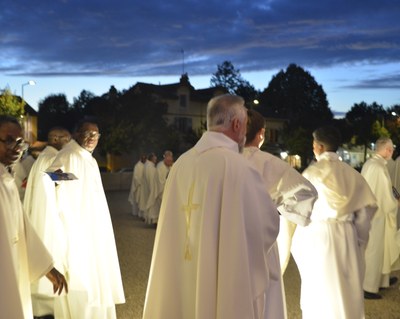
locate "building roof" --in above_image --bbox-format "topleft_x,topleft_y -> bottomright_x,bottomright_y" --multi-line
130,74 -> 227,102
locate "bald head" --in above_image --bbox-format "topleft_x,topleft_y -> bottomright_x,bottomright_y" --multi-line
48,127 -> 71,151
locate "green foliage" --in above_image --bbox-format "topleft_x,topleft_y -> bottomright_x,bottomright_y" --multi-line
37,94 -> 74,139
282,126 -> 313,167
346,101 -> 386,146
0,87 -> 25,118
211,61 -> 259,104
259,64 -> 332,128
258,64 -> 333,168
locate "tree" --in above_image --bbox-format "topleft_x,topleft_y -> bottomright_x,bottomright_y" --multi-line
210,61 -> 259,104
37,94 -> 73,140
345,101 -> 387,161
385,104 -> 400,152
71,90 -> 96,120
258,64 -> 333,168
0,87 -> 25,118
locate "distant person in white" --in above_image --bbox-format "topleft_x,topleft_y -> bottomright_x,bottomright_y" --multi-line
156,150 -> 173,193
142,152 -> 160,224
128,154 -> 147,217
362,137 -> 400,299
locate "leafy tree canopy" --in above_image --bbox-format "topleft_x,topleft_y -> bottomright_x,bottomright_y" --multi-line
210,61 -> 259,104
0,87 -> 25,118
259,64 -> 333,129
37,94 -> 74,139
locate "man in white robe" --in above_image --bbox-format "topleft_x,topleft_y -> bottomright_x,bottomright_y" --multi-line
14,149 -> 36,200
46,120 -> 125,319
0,115 -> 68,319
143,94 -> 280,319
143,153 -> 161,224
243,109 -> 318,319
291,126 -> 377,318
362,137 -> 400,299
387,154 -> 400,227
23,127 -> 71,317
156,150 -> 173,189
128,154 -> 146,216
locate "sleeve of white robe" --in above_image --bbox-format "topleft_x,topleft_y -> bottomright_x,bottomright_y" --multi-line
24,213 -> 54,282
0,200 -> 25,318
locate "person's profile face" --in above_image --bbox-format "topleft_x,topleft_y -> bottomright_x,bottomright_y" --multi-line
0,122 -> 25,167
312,139 -> 323,157
76,123 -> 100,153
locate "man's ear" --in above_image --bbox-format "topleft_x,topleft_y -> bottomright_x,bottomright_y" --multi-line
231,118 -> 240,132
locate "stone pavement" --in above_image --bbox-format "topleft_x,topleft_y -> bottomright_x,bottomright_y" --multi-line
107,190 -> 400,319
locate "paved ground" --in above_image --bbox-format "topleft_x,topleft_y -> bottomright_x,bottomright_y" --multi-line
108,190 -> 400,319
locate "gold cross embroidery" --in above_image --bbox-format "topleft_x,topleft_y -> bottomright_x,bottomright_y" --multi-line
182,183 -> 200,261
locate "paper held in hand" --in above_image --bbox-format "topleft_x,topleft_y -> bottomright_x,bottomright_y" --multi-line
46,171 -> 78,181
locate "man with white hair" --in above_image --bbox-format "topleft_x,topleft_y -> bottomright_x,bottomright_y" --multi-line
362,137 -> 400,299
143,94 -> 280,319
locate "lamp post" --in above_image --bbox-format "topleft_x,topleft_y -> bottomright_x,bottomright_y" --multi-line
21,80 -> 36,100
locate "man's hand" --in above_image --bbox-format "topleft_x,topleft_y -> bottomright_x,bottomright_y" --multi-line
45,267 -> 68,295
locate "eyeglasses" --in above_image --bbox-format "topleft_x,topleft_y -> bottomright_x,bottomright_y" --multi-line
0,137 -> 29,151
81,131 -> 101,140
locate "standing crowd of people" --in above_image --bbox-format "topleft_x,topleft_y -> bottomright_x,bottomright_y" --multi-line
1,116 -> 124,319
2,92 -> 400,318
128,150 -> 174,225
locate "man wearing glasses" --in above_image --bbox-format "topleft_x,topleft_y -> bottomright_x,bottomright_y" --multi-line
46,119 -> 125,319
0,115 -> 67,318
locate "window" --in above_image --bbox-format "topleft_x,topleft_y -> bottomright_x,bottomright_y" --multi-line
174,117 -> 192,132
179,94 -> 187,107
267,128 -> 279,143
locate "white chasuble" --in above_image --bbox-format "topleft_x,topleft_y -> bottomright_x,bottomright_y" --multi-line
0,163 -> 54,319
47,139 -> 125,319
128,160 -> 145,216
362,153 -> 400,292
292,152 -> 377,319
143,132 -> 280,319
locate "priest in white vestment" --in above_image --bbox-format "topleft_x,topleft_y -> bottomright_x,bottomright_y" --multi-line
143,94 -> 280,319
128,154 -> 146,217
387,155 -> 400,228
14,150 -> 36,200
143,153 -> 161,224
46,120 -> 125,319
291,126 -> 377,319
243,109 -> 318,319
24,127 -> 72,317
0,115 -> 68,319
156,150 -> 173,191
362,137 -> 400,299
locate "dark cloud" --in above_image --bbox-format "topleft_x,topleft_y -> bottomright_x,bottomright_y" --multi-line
1,0 -> 399,87
343,74 -> 400,89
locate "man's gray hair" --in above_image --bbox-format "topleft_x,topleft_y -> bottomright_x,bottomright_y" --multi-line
207,94 -> 246,131
375,137 -> 393,151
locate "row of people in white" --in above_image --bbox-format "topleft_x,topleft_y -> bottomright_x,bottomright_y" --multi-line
22,121 -> 125,318
128,150 -> 173,224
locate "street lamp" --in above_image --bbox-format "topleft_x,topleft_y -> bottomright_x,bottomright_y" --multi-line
21,80 -> 36,100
